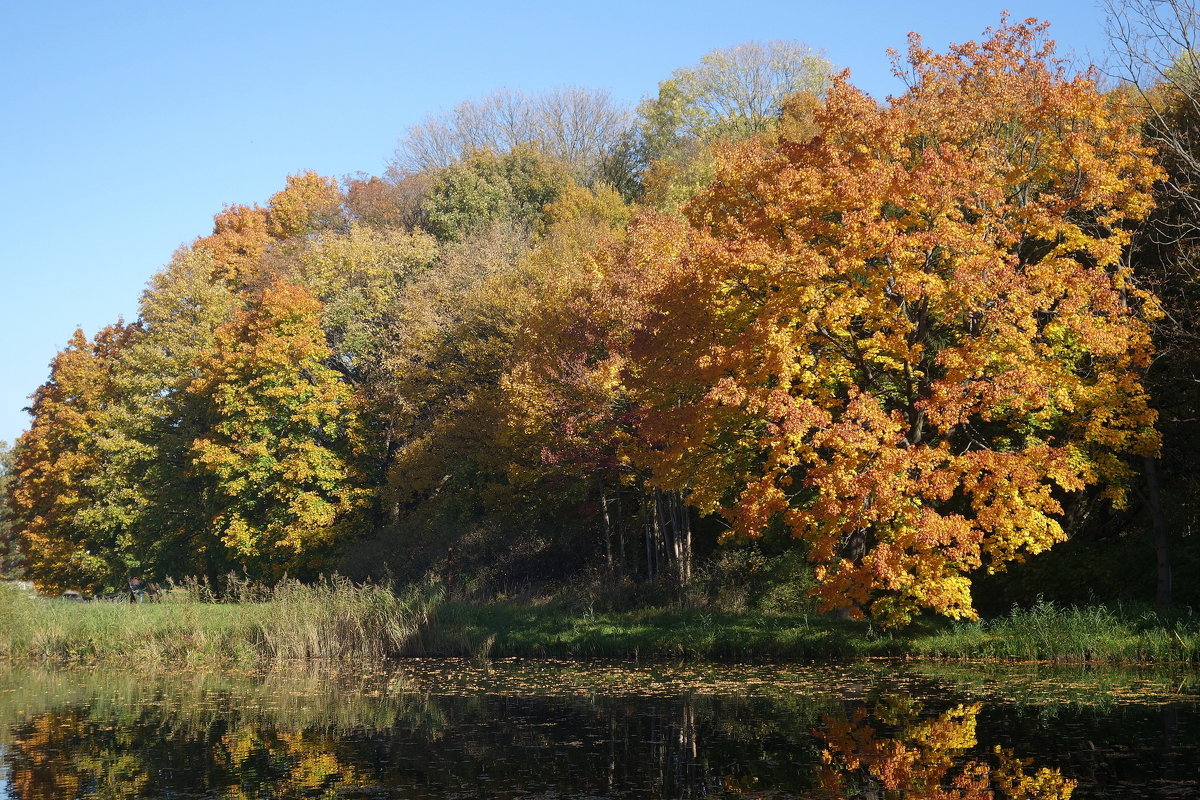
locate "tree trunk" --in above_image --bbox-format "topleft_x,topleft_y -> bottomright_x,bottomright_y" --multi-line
1145,455 -> 1172,607
384,426 -> 401,525
617,489 -> 626,564
676,492 -> 692,583
663,490 -> 692,585
600,483 -> 613,570
643,487 -> 656,580
652,489 -> 665,579
655,488 -> 673,582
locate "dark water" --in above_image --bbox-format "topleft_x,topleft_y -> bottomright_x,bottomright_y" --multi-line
0,659 -> 1196,799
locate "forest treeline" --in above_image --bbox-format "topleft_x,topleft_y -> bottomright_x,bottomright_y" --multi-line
3,11 -> 1199,626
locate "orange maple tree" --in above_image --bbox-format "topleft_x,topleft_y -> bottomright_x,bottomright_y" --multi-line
623,19 -> 1162,623
195,171 -> 346,286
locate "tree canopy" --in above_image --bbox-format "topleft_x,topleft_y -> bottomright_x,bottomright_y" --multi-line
620,20 -> 1161,623
5,20 -> 1189,622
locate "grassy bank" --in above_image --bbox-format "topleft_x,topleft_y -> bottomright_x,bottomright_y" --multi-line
425,599 -> 1200,664
907,600 -> 1200,663
2,581 -> 1197,665
424,602 -> 891,661
0,578 -> 441,664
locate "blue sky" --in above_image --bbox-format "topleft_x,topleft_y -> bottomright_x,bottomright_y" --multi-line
0,0 -> 1111,447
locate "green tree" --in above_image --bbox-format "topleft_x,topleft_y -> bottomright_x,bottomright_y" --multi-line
421,147 -> 572,241
634,41 -> 833,207
187,281 -> 372,580
101,248 -> 241,582
272,224 -> 438,385
0,439 -> 21,578
266,223 -> 439,511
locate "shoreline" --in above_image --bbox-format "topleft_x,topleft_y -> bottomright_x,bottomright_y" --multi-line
2,583 -> 1197,667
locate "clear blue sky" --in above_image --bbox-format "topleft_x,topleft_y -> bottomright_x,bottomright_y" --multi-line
0,0 -> 1110,447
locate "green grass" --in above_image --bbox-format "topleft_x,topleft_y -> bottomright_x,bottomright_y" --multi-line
0,577 -> 442,665
422,599 -> 1200,664
2,581 -> 1197,665
909,600 -> 1200,663
424,601 -> 896,661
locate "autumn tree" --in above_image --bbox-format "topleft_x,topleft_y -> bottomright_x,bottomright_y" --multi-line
503,189 -> 711,584
359,196 -> 649,586
195,171 -> 347,287
8,249 -> 245,590
12,173 -> 425,586
187,281 -> 372,580
345,173 -> 429,229
502,185 -> 639,572
382,223 -> 536,505
9,323 -> 139,594
265,171 -> 345,240
196,202 -> 272,285
623,19 -> 1161,624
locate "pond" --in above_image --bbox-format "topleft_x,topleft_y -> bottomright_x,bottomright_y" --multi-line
0,659 -> 1196,798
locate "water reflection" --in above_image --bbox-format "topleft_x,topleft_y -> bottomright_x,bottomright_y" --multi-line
815,698 -> 1075,799
0,661 -> 1194,799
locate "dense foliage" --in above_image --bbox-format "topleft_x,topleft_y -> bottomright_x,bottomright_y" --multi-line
5,17 -> 1197,625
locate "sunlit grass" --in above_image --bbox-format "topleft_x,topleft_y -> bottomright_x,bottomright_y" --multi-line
910,600 -> 1200,663
0,577 -> 442,665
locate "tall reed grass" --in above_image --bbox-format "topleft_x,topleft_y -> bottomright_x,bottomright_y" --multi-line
257,576 -> 441,660
0,576 -> 443,665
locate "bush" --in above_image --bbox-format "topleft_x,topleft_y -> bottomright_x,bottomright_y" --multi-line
685,546 -> 818,614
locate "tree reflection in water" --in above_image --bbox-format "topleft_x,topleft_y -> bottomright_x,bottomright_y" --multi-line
0,663 -> 1192,799
814,696 -> 1075,799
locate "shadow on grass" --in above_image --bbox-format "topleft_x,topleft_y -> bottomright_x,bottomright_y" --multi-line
424,602 -> 897,661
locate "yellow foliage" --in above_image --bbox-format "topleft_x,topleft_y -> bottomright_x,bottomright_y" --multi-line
619,19 -> 1162,625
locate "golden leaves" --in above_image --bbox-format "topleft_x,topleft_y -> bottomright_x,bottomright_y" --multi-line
620,19 -> 1161,625
10,323 -> 140,595
186,281 -> 371,577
